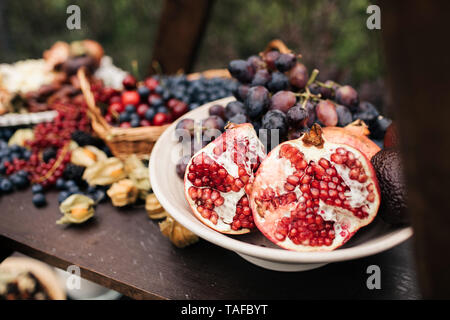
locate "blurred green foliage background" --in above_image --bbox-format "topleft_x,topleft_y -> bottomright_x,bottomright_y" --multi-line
0,0 -> 387,110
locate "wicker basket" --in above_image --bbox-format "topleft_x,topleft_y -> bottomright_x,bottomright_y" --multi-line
78,68 -> 232,160
78,39 -> 291,160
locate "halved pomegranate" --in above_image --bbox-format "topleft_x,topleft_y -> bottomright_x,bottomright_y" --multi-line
323,125 -> 381,159
184,123 -> 266,234
249,124 -> 380,251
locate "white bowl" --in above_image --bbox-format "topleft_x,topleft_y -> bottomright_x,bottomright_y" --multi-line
149,97 -> 413,272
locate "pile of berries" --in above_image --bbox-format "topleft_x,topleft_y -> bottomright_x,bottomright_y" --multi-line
95,73 -> 235,128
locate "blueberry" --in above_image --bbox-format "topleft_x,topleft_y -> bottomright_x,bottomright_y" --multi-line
65,180 -> 77,190
56,178 -> 66,190
0,178 -> 13,193
32,193 -> 47,208
145,108 -> 156,121
17,170 -> 28,178
154,85 -> 164,95
118,112 -> 131,123
189,103 -> 200,110
157,106 -> 169,114
130,113 -> 140,122
10,145 -> 20,153
0,162 -> 5,175
58,191 -> 71,203
22,149 -> 31,160
10,152 -> 21,160
68,186 -> 80,195
125,105 -> 136,113
10,174 -> 28,189
86,185 -> 97,194
150,97 -> 164,108
162,90 -> 171,101
31,184 -> 44,194
130,118 -> 140,128
137,86 -> 150,99
89,189 -> 106,203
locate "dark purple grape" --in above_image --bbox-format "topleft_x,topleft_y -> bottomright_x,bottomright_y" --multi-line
247,55 -> 265,71
262,50 -> 280,70
270,90 -> 296,113
289,63 -> 309,90
251,69 -> 271,87
267,72 -> 289,92
275,53 -> 297,72
353,101 -> 379,124
288,127 -> 309,140
318,80 -> 337,99
335,85 -> 359,110
261,110 -> 288,150
233,84 -> 250,102
370,116 -> 392,140
202,115 -> 225,132
209,104 -> 226,120
251,119 -> 262,132
305,101 -> 317,127
174,118 -> 195,142
191,136 -> 208,155
225,101 -> 246,119
245,86 -> 270,119
308,83 -> 321,95
286,104 -> 309,128
262,110 -> 288,136
336,104 -> 353,127
176,155 -> 191,179
228,60 -> 254,83
228,113 -> 248,125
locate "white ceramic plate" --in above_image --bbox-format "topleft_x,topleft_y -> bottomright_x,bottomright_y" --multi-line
149,97 -> 413,271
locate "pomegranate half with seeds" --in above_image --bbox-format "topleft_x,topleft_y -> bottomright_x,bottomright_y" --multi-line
184,123 -> 265,234
249,124 -> 380,251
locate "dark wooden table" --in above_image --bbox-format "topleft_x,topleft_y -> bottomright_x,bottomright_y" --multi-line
0,189 -> 421,299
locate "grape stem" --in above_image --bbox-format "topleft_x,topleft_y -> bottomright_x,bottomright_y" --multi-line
306,69 -> 319,87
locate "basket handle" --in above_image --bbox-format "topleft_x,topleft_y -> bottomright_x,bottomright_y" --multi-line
263,39 -> 292,54
77,68 -> 110,137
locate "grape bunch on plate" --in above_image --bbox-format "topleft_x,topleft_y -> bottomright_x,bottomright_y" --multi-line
174,48 -> 391,180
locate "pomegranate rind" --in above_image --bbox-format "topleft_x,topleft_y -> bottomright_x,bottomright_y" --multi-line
249,136 -> 380,252
323,126 -> 380,159
184,123 -> 265,235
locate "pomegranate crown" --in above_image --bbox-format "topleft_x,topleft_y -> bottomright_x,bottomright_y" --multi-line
302,123 -> 324,148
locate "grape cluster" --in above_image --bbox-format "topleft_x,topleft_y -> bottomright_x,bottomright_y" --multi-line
173,48 -> 391,179
227,50 -> 391,143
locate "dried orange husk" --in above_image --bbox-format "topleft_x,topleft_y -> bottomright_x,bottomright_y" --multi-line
124,154 -> 151,196
159,216 -> 199,248
344,119 -> 370,136
8,129 -> 34,147
106,179 -> 138,207
71,145 -> 107,167
57,194 -> 94,225
82,157 -> 126,186
146,193 -> 167,219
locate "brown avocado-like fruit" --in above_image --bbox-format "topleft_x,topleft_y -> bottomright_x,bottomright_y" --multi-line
371,148 -> 409,224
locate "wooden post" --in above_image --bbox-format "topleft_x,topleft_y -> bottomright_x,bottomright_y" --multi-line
150,0 -> 215,75
379,0 -> 450,298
